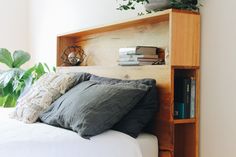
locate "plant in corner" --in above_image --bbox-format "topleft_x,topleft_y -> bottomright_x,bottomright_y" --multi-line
116,0 -> 201,14
0,48 -> 54,107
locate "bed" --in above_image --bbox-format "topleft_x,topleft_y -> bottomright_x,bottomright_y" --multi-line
0,108 -> 158,157
0,65 -> 173,157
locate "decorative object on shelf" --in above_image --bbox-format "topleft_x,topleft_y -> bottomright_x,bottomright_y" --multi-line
116,0 -> 201,14
61,46 -> 86,66
118,46 -> 165,66
145,0 -> 169,11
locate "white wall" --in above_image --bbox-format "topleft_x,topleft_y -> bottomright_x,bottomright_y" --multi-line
28,0 -> 145,67
2,0 -> 236,156
200,0 -> 236,157
29,1 -> 236,157
0,0 -> 29,69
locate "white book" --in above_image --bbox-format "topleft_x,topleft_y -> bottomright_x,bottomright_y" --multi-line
119,54 -> 159,59
118,58 -> 138,62
119,47 -> 136,52
119,48 -> 137,55
118,61 -> 140,66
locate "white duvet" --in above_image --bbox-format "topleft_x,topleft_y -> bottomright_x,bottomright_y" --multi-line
0,108 -> 158,157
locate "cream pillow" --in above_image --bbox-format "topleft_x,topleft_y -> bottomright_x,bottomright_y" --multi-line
10,72 -> 78,123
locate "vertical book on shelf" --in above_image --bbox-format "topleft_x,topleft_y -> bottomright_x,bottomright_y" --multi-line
174,76 -> 196,119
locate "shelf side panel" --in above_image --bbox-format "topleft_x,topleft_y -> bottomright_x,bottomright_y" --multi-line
57,37 -> 76,66
170,12 -> 200,67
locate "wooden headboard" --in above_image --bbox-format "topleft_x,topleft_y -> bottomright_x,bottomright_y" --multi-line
57,9 -> 200,157
58,65 -> 174,156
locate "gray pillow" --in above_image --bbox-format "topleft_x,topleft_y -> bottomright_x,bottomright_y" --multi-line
89,75 -> 158,138
40,81 -> 149,139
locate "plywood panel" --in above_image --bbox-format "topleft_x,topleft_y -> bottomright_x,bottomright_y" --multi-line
58,65 -> 170,92
73,22 -> 169,66
170,12 -> 200,67
160,150 -> 174,157
58,65 -> 174,152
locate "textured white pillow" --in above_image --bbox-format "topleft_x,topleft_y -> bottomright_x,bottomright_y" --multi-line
10,72 -> 78,123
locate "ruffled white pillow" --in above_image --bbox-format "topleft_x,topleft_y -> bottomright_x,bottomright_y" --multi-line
10,72 -> 78,123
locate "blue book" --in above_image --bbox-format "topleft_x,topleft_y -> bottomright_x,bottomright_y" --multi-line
174,102 -> 185,119
183,78 -> 191,118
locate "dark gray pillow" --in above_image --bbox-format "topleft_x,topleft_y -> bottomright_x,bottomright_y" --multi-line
89,75 -> 158,138
40,81 -> 149,139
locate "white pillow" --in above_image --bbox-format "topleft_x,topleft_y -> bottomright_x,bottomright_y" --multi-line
10,72 -> 78,123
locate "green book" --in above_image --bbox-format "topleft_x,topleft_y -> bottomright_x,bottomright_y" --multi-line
174,102 -> 185,119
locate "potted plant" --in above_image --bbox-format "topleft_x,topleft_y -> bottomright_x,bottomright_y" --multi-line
117,0 -> 201,14
0,48 -> 54,107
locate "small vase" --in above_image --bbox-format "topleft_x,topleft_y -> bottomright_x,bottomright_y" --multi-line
145,0 -> 169,11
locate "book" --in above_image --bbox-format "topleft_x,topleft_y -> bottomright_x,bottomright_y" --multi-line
137,58 -> 159,62
118,61 -> 140,66
174,102 -> 185,119
139,61 -> 155,65
119,48 -> 136,55
118,58 -> 138,62
190,77 -> 196,118
174,77 -> 191,119
183,78 -> 191,118
136,46 -> 159,55
119,54 -> 159,59
119,46 -> 159,55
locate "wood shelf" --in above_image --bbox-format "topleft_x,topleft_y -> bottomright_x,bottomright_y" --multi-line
174,119 -> 196,124
57,9 -> 200,157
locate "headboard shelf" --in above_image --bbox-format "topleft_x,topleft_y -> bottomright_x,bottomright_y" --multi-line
57,9 -> 200,157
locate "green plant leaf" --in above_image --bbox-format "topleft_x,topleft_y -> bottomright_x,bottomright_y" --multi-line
3,94 -> 17,107
0,70 -> 15,88
43,63 -> 50,72
53,66 -> 56,72
20,65 -> 36,80
12,50 -> 31,68
1,84 -> 13,97
0,96 -> 5,107
0,48 -> 13,68
35,63 -> 46,79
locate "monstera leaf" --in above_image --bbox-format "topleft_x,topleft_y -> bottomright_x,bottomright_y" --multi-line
0,48 -> 30,68
12,50 -> 31,68
0,48 -> 54,107
0,62 -> 54,107
0,48 -> 13,68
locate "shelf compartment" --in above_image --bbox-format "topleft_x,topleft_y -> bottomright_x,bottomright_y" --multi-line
173,69 -> 197,119
174,123 -> 196,157
174,119 -> 195,124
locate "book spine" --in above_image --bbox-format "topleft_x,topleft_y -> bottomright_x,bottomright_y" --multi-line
118,61 -> 140,66
183,78 -> 191,118
118,58 -> 138,62
174,102 -> 185,119
190,77 -> 196,118
119,48 -> 136,55
138,58 -> 159,62
119,54 -> 159,59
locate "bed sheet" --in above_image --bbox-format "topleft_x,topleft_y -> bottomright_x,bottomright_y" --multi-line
0,108 -> 158,157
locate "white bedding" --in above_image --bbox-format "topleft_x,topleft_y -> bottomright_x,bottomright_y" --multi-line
0,108 -> 158,157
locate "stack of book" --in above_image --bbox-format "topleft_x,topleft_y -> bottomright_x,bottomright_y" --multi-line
118,46 -> 160,66
174,77 -> 196,119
